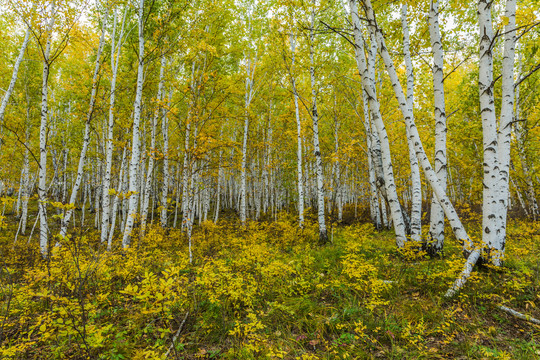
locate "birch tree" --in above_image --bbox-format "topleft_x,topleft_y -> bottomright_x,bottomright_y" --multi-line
101,6 -> 127,243
309,0 -> 328,244
0,26 -> 31,123
401,4 -> 422,244
60,11 -> 108,239
122,0 -> 146,248
349,0 -> 407,247
289,31 -> 305,228
37,2 -> 57,257
427,0 -> 447,255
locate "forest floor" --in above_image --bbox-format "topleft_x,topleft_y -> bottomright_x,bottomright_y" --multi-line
0,207 -> 539,359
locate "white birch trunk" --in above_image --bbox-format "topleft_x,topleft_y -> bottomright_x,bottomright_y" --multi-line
108,148 -> 127,250
20,127 -> 30,234
160,90 -> 172,227
360,0 -> 473,253
38,7 -> 55,258
310,3 -> 328,244
427,0 -> 447,255
360,80 -> 380,229
478,0 -> 502,264
0,26 -> 31,123
60,14 -> 107,238
181,63 -> 196,230
349,0 -> 406,246
122,0 -> 145,248
240,51 -> 256,227
240,110 -> 249,226
492,0 -> 517,264
401,5 -> 422,243
141,55 -> 166,237
102,7 -> 126,243
290,33 -> 305,228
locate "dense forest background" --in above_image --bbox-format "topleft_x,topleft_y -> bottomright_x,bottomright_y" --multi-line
0,0 -> 539,358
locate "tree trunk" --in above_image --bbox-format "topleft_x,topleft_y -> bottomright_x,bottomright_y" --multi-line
122,0 -> 145,248
349,0 -> 407,247
38,8 -> 55,258
310,2 -> 328,244
102,7 -> 126,243
141,55 -> 166,237
60,13 -> 107,239
427,0 -> 448,255
0,26 -> 31,123
401,4 -> 422,244
290,33 -> 305,228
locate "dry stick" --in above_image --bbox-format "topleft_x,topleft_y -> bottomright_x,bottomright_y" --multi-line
498,305 -> 540,325
165,311 -> 189,358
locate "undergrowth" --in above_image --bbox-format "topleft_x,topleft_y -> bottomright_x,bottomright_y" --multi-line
0,211 -> 539,359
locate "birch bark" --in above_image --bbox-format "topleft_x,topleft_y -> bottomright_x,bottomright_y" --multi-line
492,0 -> 517,264
310,2 -> 328,244
427,0 -> 447,255
0,26 -> 31,123
141,55 -> 166,236
38,4 -> 56,257
401,5 -> 422,244
478,0 -> 502,264
240,52 -> 256,227
290,33 -> 305,228
60,13 -> 107,238
160,90 -> 172,227
360,0 -> 472,252
122,0 -> 145,248
349,0 -> 407,246
102,7 -> 126,243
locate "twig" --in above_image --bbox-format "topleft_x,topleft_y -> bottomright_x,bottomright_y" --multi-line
498,305 -> 540,325
165,311 -> 189,358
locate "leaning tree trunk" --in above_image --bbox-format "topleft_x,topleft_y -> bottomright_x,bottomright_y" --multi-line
360,0 -> 481,296
0,26 -> 31,124
349,0 -> 407,247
